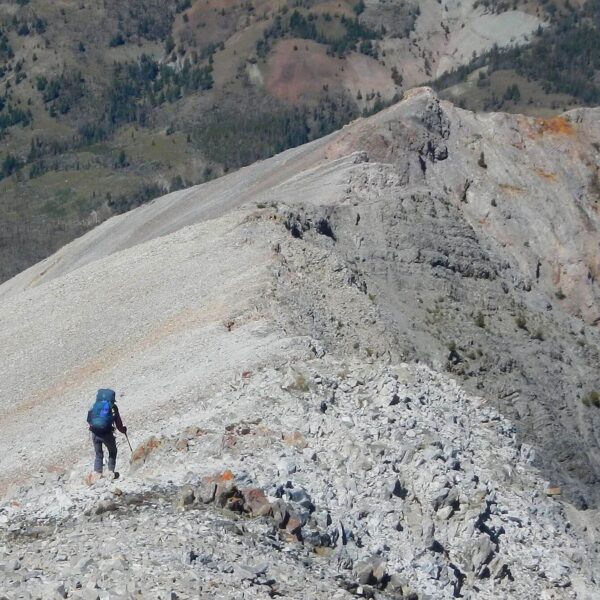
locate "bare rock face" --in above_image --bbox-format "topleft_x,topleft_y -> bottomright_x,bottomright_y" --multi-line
1,89 -> 600,598
277,88 -> 600,508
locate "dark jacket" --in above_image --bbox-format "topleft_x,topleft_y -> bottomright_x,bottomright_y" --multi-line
111,404 -> 127,434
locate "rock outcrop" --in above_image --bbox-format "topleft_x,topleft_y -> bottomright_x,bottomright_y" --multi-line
3,361 -> 598,599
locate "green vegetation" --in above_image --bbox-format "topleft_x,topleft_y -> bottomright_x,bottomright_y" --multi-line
433,0 -> 600,108
582,391 -> 600,408
0,29 -> 13,59
106,55 -> 213,128
192,92 -> 358,171
1,153 -> 22,179
108,183 -> 164,214
41,72 -> 86,116
257,9 -> 382,59
515,314 -> 528,330
475,311 -> 486,328
0,102 -> 32,138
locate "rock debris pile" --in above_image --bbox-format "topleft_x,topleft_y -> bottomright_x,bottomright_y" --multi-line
2,360 -> 597,599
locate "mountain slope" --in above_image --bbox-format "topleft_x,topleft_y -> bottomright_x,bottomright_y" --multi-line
2,88 -> 600,511
1,88 -> 600,598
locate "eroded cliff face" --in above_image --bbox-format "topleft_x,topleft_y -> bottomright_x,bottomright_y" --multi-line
278,88 -> 600,507
1,88 -> 600,598
325,88 -> 600,322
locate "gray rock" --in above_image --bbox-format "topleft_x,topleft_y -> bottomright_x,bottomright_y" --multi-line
94,500 -> 117,515
176,485 -> 195,508
277,458 -> 297,476
81,589 -> 100,600
74,557 -> 95,574
195,481 -> 216,504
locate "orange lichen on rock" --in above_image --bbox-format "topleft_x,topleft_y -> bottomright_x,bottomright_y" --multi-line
130,435 -> 163,464
533,116 -> 575,137
204,469 -> 235,483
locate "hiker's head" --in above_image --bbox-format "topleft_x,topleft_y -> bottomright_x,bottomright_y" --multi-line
97,388 -> 116,403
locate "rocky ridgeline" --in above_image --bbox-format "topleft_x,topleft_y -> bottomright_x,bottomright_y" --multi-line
2,359 -> 597,599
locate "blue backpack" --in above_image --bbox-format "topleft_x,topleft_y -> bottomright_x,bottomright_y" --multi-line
88,388 -> 116,433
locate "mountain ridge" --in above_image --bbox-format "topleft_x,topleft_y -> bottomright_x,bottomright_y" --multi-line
2,87 -> 600,599
2,87 -> 600,503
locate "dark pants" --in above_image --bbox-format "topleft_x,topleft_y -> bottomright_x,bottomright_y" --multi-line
92,431 -> 117,473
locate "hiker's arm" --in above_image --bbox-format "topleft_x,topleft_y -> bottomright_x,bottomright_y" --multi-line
113,406 -> 127,434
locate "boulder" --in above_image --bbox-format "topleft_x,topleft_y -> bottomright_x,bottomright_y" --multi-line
242,488 -> 272,517
353,556 -> 387,587
176,485 -> 195,508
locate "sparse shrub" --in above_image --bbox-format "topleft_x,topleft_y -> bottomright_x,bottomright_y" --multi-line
555,288 -> 566,300
164,34 -> 175,55
515,314 -> 528,330
391,66 -> 403,86
531,329 -> 544,341
115,149 -> 128,168
353,0 -> 365,15
109,33 -> 125,47
475,311 -> 485,328
0,153 -> 23,179
291,372 -> 309,392
582,391 -> 600,408
170,175 -> 185,191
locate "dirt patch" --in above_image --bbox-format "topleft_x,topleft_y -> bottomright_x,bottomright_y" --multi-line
264,39 -> 394,104
535,168 -> 558,181
499,183 -> 525,194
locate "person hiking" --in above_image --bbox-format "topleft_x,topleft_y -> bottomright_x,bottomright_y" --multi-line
87,388 -> 127,478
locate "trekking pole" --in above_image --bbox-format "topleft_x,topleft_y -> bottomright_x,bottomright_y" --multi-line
124,431 -> 133,453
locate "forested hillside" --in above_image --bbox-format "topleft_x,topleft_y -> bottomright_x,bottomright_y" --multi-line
0,0 -> 590,282
434,0 -> 600,111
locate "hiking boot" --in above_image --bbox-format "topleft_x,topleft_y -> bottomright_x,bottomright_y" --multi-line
108,471 -> 120,480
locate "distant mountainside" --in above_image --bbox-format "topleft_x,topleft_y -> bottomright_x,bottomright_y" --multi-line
0,0 -> 573,282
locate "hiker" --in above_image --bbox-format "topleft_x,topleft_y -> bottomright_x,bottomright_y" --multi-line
87,388 -> 127,478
